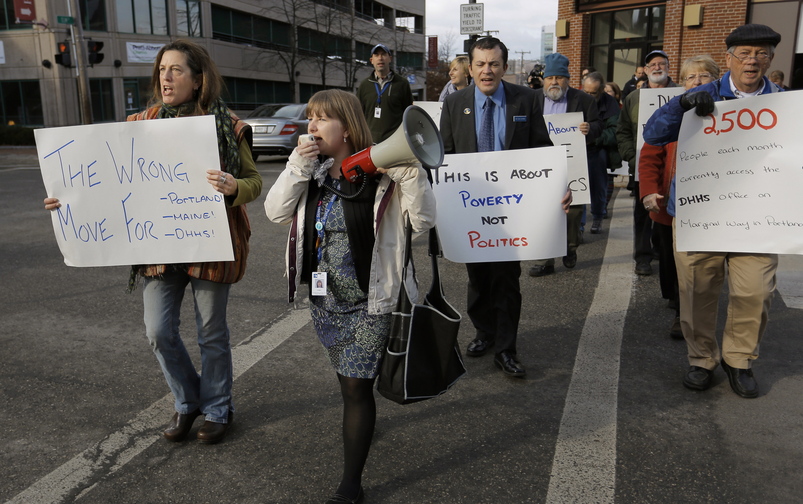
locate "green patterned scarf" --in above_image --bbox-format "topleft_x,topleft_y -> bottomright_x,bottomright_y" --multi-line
158,98 -> 241,177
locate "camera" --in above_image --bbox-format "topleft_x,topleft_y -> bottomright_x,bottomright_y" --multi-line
527,63 -> 544,89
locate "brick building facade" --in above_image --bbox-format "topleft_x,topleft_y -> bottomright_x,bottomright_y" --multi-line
556,0 -> 799,90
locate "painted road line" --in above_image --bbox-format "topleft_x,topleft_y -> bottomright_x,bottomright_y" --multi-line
6,306 -> 311,504
546,189 -> 633,504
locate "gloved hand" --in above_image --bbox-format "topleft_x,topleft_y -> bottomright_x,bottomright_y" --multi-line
679,91 -> 715,117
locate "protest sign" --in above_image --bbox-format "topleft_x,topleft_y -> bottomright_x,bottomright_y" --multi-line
635,87 -> 685,177
36,116 -> 235,267
675,92 -> 803,254
543,112 -> 589,205
431,147 -> 568,263
413,101 -> 443,129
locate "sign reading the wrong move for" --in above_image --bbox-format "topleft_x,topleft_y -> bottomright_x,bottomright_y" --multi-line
35,116 -> 234,267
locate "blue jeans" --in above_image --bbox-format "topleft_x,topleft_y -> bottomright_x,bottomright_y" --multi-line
143,270 -> 233,424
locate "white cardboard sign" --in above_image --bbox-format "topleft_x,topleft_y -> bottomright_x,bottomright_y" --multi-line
431,147 -> 568,263
675,92 -> 803,254
413,101 -> 443,129
36,116 -> 235,267
635,87 -> 685,177
543,112 -> 590,205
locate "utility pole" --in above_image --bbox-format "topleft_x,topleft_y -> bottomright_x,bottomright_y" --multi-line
514,50 -> 530,85
67,0 -> 93,124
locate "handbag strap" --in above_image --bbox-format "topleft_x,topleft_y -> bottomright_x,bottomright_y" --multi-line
426,227 -> 447,304
394,217 -> 414,313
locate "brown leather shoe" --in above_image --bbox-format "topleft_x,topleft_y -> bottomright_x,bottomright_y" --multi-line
197,412 -> 233,444
163,410 -> 201,442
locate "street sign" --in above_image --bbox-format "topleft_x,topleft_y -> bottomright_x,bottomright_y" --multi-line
57,15 -> 74,24
460,3 -> 484,35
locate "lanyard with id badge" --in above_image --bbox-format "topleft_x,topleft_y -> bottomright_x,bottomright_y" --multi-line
312,193 -> 338,296
374,81 -> 390,118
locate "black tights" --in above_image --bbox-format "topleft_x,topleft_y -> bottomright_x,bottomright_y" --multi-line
335,374 -> 376,499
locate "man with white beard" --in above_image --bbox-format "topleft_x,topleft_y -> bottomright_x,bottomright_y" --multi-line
529,53 -> 601,277
616,50 -> 679,277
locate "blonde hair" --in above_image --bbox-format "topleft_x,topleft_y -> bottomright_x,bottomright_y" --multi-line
450,56 -> 471,86
307,89 -> 373,151
679,55 -> 721,81
150,39 -> 224,115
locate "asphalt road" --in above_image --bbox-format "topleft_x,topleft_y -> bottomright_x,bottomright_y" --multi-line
2,148 -> 802,504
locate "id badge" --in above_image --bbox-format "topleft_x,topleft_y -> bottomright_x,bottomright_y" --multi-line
374,107 -> 382,119
312,272 -> 327,296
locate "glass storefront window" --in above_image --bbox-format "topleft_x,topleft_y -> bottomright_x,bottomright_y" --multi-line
590,6 -> 665,86
1,80 -> 43,126
90,79 -> 115,122
116,0 -> 168,35
177,0 -> 202,37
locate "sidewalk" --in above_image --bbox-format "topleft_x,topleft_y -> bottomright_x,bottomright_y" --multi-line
0,146 -> 39,168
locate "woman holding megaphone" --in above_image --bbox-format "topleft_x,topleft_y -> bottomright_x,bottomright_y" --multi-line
265,89 -> 436,504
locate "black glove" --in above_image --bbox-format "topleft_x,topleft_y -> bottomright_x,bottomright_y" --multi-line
679,91 -> 715,117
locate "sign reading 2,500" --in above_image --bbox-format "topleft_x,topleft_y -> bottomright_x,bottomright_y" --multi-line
704,108 -> 778,135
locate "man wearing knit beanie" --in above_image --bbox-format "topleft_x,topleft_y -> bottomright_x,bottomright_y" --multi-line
529,53 -> 601,277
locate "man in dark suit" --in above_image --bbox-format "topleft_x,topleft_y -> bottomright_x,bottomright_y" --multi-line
439,37 -> 569,378
529,53 -> 601,277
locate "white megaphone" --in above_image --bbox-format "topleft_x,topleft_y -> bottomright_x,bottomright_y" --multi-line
341,105 -> 444,183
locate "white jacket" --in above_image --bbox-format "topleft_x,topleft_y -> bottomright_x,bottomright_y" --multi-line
264,150 -> 437,315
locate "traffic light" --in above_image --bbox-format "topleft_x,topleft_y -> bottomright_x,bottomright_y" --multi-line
87,40 -> 104,66
55,41 -> 72,68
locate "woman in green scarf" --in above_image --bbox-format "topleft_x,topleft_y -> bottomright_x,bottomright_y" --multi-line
44,40 -> 262,445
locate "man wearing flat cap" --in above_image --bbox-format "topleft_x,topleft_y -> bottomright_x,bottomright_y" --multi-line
357,43 -> 413,143
617,49 -> 680,278
529,52 -> 601,278
643,24 -> 784,399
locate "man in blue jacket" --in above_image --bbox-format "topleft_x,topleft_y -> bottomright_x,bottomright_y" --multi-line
643,24 -> 783,399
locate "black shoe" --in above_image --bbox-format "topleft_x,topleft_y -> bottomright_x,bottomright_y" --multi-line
634,262 -> 652,276
466,338 -> 495,357
494,351 -> 526,378
667,299 -> 678,311
683,366 -> 714,391
721,360 -> 758,398
669,317 -> 683,339
529,264 -> 555,277
197,412 -> 233,444
590,219 -> 602,234
562,251 -> 577,269
326,487 -> 364,504
163,409 -> 201,442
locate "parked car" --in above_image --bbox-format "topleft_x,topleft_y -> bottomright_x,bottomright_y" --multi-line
242,103 -> 308,159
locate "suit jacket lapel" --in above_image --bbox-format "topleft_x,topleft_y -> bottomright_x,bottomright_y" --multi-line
460,84 -> 478,152
503,82 -> 518,150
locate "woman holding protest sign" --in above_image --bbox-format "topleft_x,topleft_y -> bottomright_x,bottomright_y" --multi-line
265,89 -> 436,503
44,39 -> 262,445
639,55 -> 719,340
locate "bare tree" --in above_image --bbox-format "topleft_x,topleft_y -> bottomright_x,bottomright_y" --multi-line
439,30 -> 458,62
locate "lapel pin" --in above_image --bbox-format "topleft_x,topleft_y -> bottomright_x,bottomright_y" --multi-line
463,108 -> 472,115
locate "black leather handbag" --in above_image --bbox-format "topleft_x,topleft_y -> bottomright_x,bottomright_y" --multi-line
376,224 -> 465,404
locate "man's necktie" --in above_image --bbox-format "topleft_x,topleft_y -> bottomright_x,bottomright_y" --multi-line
478,97 -> 495,152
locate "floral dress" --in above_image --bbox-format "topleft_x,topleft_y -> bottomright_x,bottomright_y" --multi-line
309,181 -> 391,379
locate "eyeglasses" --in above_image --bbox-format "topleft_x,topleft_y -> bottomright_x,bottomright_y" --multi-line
685,73 -> 713,82
730,51 -> 771,63
646,61 -> 667,69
